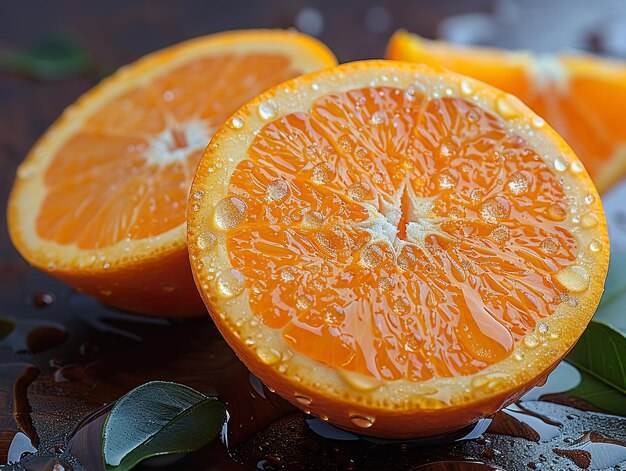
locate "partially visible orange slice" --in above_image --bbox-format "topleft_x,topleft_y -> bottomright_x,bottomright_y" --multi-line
386,30 -> 626,193
188,60 -> 609,438
8,30 -> 336,316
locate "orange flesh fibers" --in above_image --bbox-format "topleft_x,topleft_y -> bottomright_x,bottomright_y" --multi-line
226,87 -> 576,382
37,53 -> 300,249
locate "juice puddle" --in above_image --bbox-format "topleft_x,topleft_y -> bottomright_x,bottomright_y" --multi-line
0,287 -> 625,471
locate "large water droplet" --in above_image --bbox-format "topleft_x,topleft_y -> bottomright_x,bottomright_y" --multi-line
258,99 -> 278,120
540,237 -> 558,255
347,181 -> 372,202
546,203 -> 567,221
295,394 -> 312,405
231,116 -> 245,129
495,95 -> 519,119
338,135 -> 355,153
214,197 -> 247,230
349,414 -> 375,428
340,370 -> 382,391
554,266 -> 590,293
554,158 -> 568,172
480,197 -> 510,224
370,110 -> 385,125
301,210 -> 324,229
197,231 -> 217,251
393,296 -> 410,315
589,239 -> 603,253
265,179 -> 289,202
581,212 -> 599,228
311,162 -> 334,184
217,269 -> 245,298
257,347 -> 281,365
508,171 -> 531,195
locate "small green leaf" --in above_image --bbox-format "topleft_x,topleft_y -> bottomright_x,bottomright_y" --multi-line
565,321 -> 626,415
0,316 -> 16,340
102,381 -> 226,471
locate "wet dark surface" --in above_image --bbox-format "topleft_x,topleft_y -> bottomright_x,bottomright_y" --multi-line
2,1 -> 626,470
0,286 -> 625,470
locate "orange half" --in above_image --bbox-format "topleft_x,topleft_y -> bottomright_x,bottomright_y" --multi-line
387,30 -> 626,193
188,60 -> 609,438
8,30 -> 336,316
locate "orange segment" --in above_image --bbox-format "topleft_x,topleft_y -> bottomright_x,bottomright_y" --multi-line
8,30 -> 336,316
386,30 -> 626,193
188,60 -> 609,438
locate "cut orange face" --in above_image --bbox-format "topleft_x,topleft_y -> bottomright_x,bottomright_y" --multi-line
188,60 -> 609,438
8,30 -> 336,316
386,30 -> 626,193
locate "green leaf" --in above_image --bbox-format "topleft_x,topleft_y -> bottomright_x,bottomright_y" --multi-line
102,381 -> 226,471
566,368 -> 626,416
0,316 -> 15,340
565,321 -> 626,415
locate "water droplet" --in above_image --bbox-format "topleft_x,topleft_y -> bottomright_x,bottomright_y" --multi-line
508,171 -> 531,195
296,294 -> 312,310
496,95 -> 518,119
349,414 -> 375,428
532,116 -> 545,128
295,394 -> 312,405
470,188 -> 485,203
554,158 -> 568,172
377,276 -> 395,293
338,135 -> 355,153
581,212 -> 599,228
17,164 -> 35,179
360,244 -> 383,268
554,266 -> 590,293
467,109 -> 479,122
437,169 -> 457,189
371,110 -> 386,125
214,197 -> 247,230
265,179 -> 289,202
258,99 -> 278,120
589,239 -> 603,253
584,194 -> 595,205
570,161 -> 584,173
197,231 -> 217,251
393,296 -> 410,315
103,262 -> 111,270
461,80 -> 473,96
231,116 -> 244,129
546,203 -> 567,221
192,190 -> 205,200
217,269 -> 245,298
538,322 -> 549,334
439,142 -> 453,158
340,370 -> 382,391
347,181 -> 372,201
257,347 -> 281,365
514,352 -> 525,361
490,225 -> 510,243
311,162 -> 334,184
524,334 -> 539,348
161,284 -> 175,293
540,237 -> 559,254
480,197 -> 510,224
301,210 -> 323,229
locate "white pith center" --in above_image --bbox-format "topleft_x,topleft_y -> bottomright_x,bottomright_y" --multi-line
526,54 -> 569,94
143,118 -> 214,167
356,182 -> 451,261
